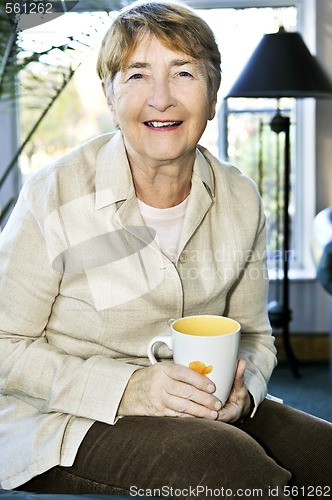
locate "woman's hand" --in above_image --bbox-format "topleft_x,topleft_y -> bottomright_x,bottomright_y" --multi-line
217,359 -> 252,423
117,362 -> 222,419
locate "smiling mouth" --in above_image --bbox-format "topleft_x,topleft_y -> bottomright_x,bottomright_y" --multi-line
144,121 -> 183,128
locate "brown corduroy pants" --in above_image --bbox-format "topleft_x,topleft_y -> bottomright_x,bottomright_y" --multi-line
17,400 -> 332,499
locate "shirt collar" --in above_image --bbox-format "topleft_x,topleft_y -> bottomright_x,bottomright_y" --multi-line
95,131 -> 135,210
95,131 -> 216,210
194,145 -> 216,198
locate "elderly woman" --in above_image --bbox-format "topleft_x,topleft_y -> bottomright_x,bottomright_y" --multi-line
0,1 -> 331,497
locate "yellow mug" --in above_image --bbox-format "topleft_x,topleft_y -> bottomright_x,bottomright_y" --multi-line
148,315 -> 241,402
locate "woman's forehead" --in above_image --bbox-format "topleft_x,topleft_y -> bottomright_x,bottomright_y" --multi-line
122,32 -> 200,70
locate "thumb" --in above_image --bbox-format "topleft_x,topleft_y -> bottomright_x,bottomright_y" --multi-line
233,359 -> 247,388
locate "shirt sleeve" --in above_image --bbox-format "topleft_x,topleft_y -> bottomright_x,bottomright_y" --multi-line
0,185 -> 139,425
223,198 -> 277,415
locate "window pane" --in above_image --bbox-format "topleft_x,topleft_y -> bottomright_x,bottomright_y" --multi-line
19,11 -> 115,179
196,6 -> 297,154
226,101 -> 296,271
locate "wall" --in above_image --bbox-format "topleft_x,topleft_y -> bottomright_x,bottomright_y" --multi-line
269,280 -> 330,333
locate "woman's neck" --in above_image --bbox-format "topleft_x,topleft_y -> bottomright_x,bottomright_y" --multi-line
130,158 -> 193,209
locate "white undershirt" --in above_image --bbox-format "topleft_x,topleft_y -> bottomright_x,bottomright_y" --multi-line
137,196 -> 189,263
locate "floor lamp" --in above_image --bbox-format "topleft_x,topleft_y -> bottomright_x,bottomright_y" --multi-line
226,27 -> 332,377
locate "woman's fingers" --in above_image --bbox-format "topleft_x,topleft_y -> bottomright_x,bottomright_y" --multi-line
162,395 -> 220,419
164,362 -> 216,394
118,362 -> 222,419
162,377 -> 222,419
154,363 -> 221,418
217,359 -> 251,423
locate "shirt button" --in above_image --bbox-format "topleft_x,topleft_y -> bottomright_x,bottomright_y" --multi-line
179,253 -> 187,263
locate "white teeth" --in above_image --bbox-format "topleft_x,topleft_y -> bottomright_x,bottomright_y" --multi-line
146,121 -> 181,128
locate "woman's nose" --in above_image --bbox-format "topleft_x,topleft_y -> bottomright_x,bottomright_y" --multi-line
147,78 -> 176,111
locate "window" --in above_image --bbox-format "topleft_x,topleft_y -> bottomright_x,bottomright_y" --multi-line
15,0 -> 315,276
195,1 -> 315,278
18,9 -> 115,178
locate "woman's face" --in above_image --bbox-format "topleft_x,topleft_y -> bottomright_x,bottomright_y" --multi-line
105,32 -> 216,168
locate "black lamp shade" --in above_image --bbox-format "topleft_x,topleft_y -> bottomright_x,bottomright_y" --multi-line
227,28 -> 332,98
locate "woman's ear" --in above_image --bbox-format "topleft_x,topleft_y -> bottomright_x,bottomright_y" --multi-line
102,81 -> 119,127
102,81 -> 107,97
208,95 -> 217,121
102,82 -> 113,109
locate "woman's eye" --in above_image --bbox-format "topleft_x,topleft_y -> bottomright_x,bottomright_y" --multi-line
129,73 -> 144,80
178,71 -> 192,77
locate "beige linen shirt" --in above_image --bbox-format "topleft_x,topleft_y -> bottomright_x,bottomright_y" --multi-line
0,131 -> 276,489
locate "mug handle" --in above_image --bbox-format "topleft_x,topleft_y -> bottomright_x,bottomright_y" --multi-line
148,335 -> 173,364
